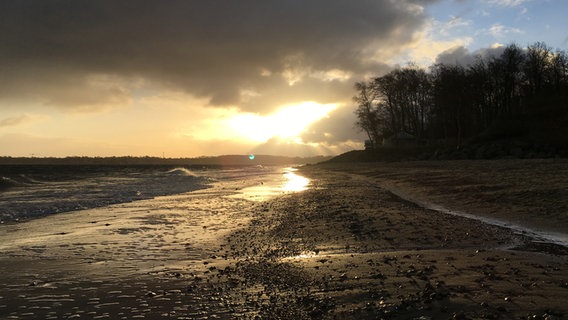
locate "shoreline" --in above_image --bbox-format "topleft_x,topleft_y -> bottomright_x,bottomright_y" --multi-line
1,160 -> 567,319
358,174 -> 568,248
315,159 -> 568,234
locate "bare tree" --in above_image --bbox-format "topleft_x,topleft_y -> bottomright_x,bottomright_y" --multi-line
353,81 -> 382,147
353,41 -> 568,151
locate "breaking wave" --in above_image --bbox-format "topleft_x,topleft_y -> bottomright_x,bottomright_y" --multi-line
165,167 -> 198,177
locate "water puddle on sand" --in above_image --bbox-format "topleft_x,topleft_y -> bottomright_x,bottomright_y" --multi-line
228,167 -> 310,202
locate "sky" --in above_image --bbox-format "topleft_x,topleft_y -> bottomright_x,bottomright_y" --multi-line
1,0 -> 566,158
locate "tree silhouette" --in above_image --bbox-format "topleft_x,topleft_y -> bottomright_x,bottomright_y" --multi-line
354,41 -> 568,155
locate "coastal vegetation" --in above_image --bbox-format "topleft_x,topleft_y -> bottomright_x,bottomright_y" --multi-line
354,42 -> 568,159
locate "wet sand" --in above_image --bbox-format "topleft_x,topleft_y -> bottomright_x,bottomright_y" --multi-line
1,161 -> 567,319
321,159 -> 568,235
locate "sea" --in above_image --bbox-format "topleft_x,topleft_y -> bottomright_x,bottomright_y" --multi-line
0,165 -> 277,224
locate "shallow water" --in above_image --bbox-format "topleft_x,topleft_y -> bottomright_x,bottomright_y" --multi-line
0,165 -> 307,223
0,166 -> 311,319
0,165 -> 211,223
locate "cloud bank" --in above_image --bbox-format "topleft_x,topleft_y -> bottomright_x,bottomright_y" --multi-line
0,0 -> 435,112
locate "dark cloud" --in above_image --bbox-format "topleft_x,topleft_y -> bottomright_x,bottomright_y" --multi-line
435,45 -> 506,66
0,0 -> 434,112
301,105 -> 366,144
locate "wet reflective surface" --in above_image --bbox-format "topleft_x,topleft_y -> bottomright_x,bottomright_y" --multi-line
229,167 -> 310,202
0,174 -> 268,320
282,168 -> 309,192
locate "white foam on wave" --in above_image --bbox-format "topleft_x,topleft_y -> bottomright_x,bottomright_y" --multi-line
165,167 -> 198,177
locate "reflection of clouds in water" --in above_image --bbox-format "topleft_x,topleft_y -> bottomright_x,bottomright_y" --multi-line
282,169 -> 309,192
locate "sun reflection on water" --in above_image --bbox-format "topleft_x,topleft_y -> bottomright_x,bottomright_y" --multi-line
282,168 -> 309,192
226,167 -> 310,202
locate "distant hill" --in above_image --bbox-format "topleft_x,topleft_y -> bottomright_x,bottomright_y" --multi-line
0,155 -> 332,166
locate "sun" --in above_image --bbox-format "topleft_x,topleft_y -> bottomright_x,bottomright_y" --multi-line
228,102 -> 336,143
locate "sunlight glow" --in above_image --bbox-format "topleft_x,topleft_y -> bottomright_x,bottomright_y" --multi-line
228,102 -> 336,143
282,168 -> 310,192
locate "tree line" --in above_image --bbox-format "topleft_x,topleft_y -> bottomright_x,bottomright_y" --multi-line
354,42 -> 568,149
0,155 -> 330,166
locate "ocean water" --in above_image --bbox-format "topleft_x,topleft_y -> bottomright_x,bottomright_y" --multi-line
0,165 -> 273,223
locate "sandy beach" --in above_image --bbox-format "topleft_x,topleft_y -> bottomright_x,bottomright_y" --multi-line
1,161 -> 567,319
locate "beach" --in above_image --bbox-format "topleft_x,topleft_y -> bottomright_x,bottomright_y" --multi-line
1,160 -> 567,319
